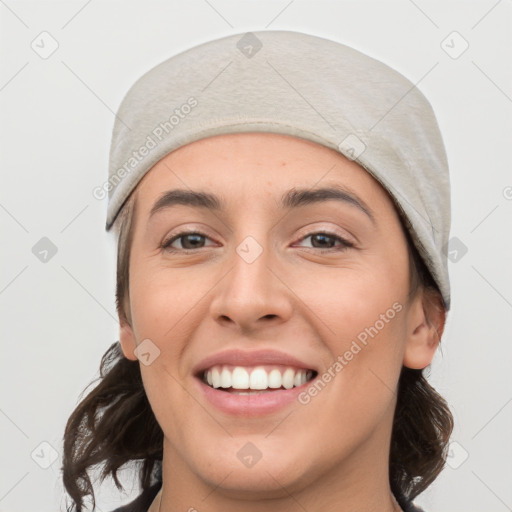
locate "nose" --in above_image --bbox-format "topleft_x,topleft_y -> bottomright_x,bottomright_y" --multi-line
209,237 -> 293,333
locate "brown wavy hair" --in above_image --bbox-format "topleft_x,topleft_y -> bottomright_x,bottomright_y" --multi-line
61,190 -> 454,511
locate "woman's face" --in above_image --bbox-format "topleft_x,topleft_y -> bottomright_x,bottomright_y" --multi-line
120,132 -> 433,500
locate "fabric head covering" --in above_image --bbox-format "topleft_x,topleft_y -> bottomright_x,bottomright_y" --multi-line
105,30 -> 451,309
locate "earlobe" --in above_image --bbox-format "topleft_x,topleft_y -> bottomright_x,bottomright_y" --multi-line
119,319 -> 138,361
403,289 -> 446,370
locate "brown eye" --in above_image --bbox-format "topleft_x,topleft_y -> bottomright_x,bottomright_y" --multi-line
295,232 -> 354,252
162,231 -> 213,251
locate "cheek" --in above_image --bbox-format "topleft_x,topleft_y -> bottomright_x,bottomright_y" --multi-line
128,266 -> 202,438
304,256 -> 408,344
126,266 -> 203,418
128,260 -> 206,341
322,283 -> 406,394
297,255 -> 408,408
300,281 -> 406,453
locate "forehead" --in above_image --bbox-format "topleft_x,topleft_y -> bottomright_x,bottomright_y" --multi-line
134,132 -> 393,213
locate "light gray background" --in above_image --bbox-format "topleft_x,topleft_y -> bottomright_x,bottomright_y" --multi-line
1,1 -> 511,511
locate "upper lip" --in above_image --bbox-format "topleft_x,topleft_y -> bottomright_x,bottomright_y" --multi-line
192,348 -> 318,378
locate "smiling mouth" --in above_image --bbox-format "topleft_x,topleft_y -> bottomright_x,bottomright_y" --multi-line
198,364 -> 318,393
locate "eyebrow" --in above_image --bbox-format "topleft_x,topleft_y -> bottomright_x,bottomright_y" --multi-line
149,185 -> 376,224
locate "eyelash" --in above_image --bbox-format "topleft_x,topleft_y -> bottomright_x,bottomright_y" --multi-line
161,230 -> 354,253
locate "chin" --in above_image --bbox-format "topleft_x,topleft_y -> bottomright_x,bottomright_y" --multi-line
190,448 -> 311,497
201,468 -> 305,500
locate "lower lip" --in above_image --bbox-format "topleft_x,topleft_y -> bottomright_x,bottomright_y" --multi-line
194,376 -> 316,417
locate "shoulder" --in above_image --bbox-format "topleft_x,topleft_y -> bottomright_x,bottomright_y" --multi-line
108,482 -> 162,512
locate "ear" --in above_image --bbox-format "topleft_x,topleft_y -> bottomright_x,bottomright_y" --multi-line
403,288 -> 446,370
119,316 -> 138,361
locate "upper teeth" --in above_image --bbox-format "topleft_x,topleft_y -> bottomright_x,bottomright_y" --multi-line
203,365 -> 314,390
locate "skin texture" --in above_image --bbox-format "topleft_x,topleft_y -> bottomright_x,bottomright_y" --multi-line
119,132 -> 444,512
